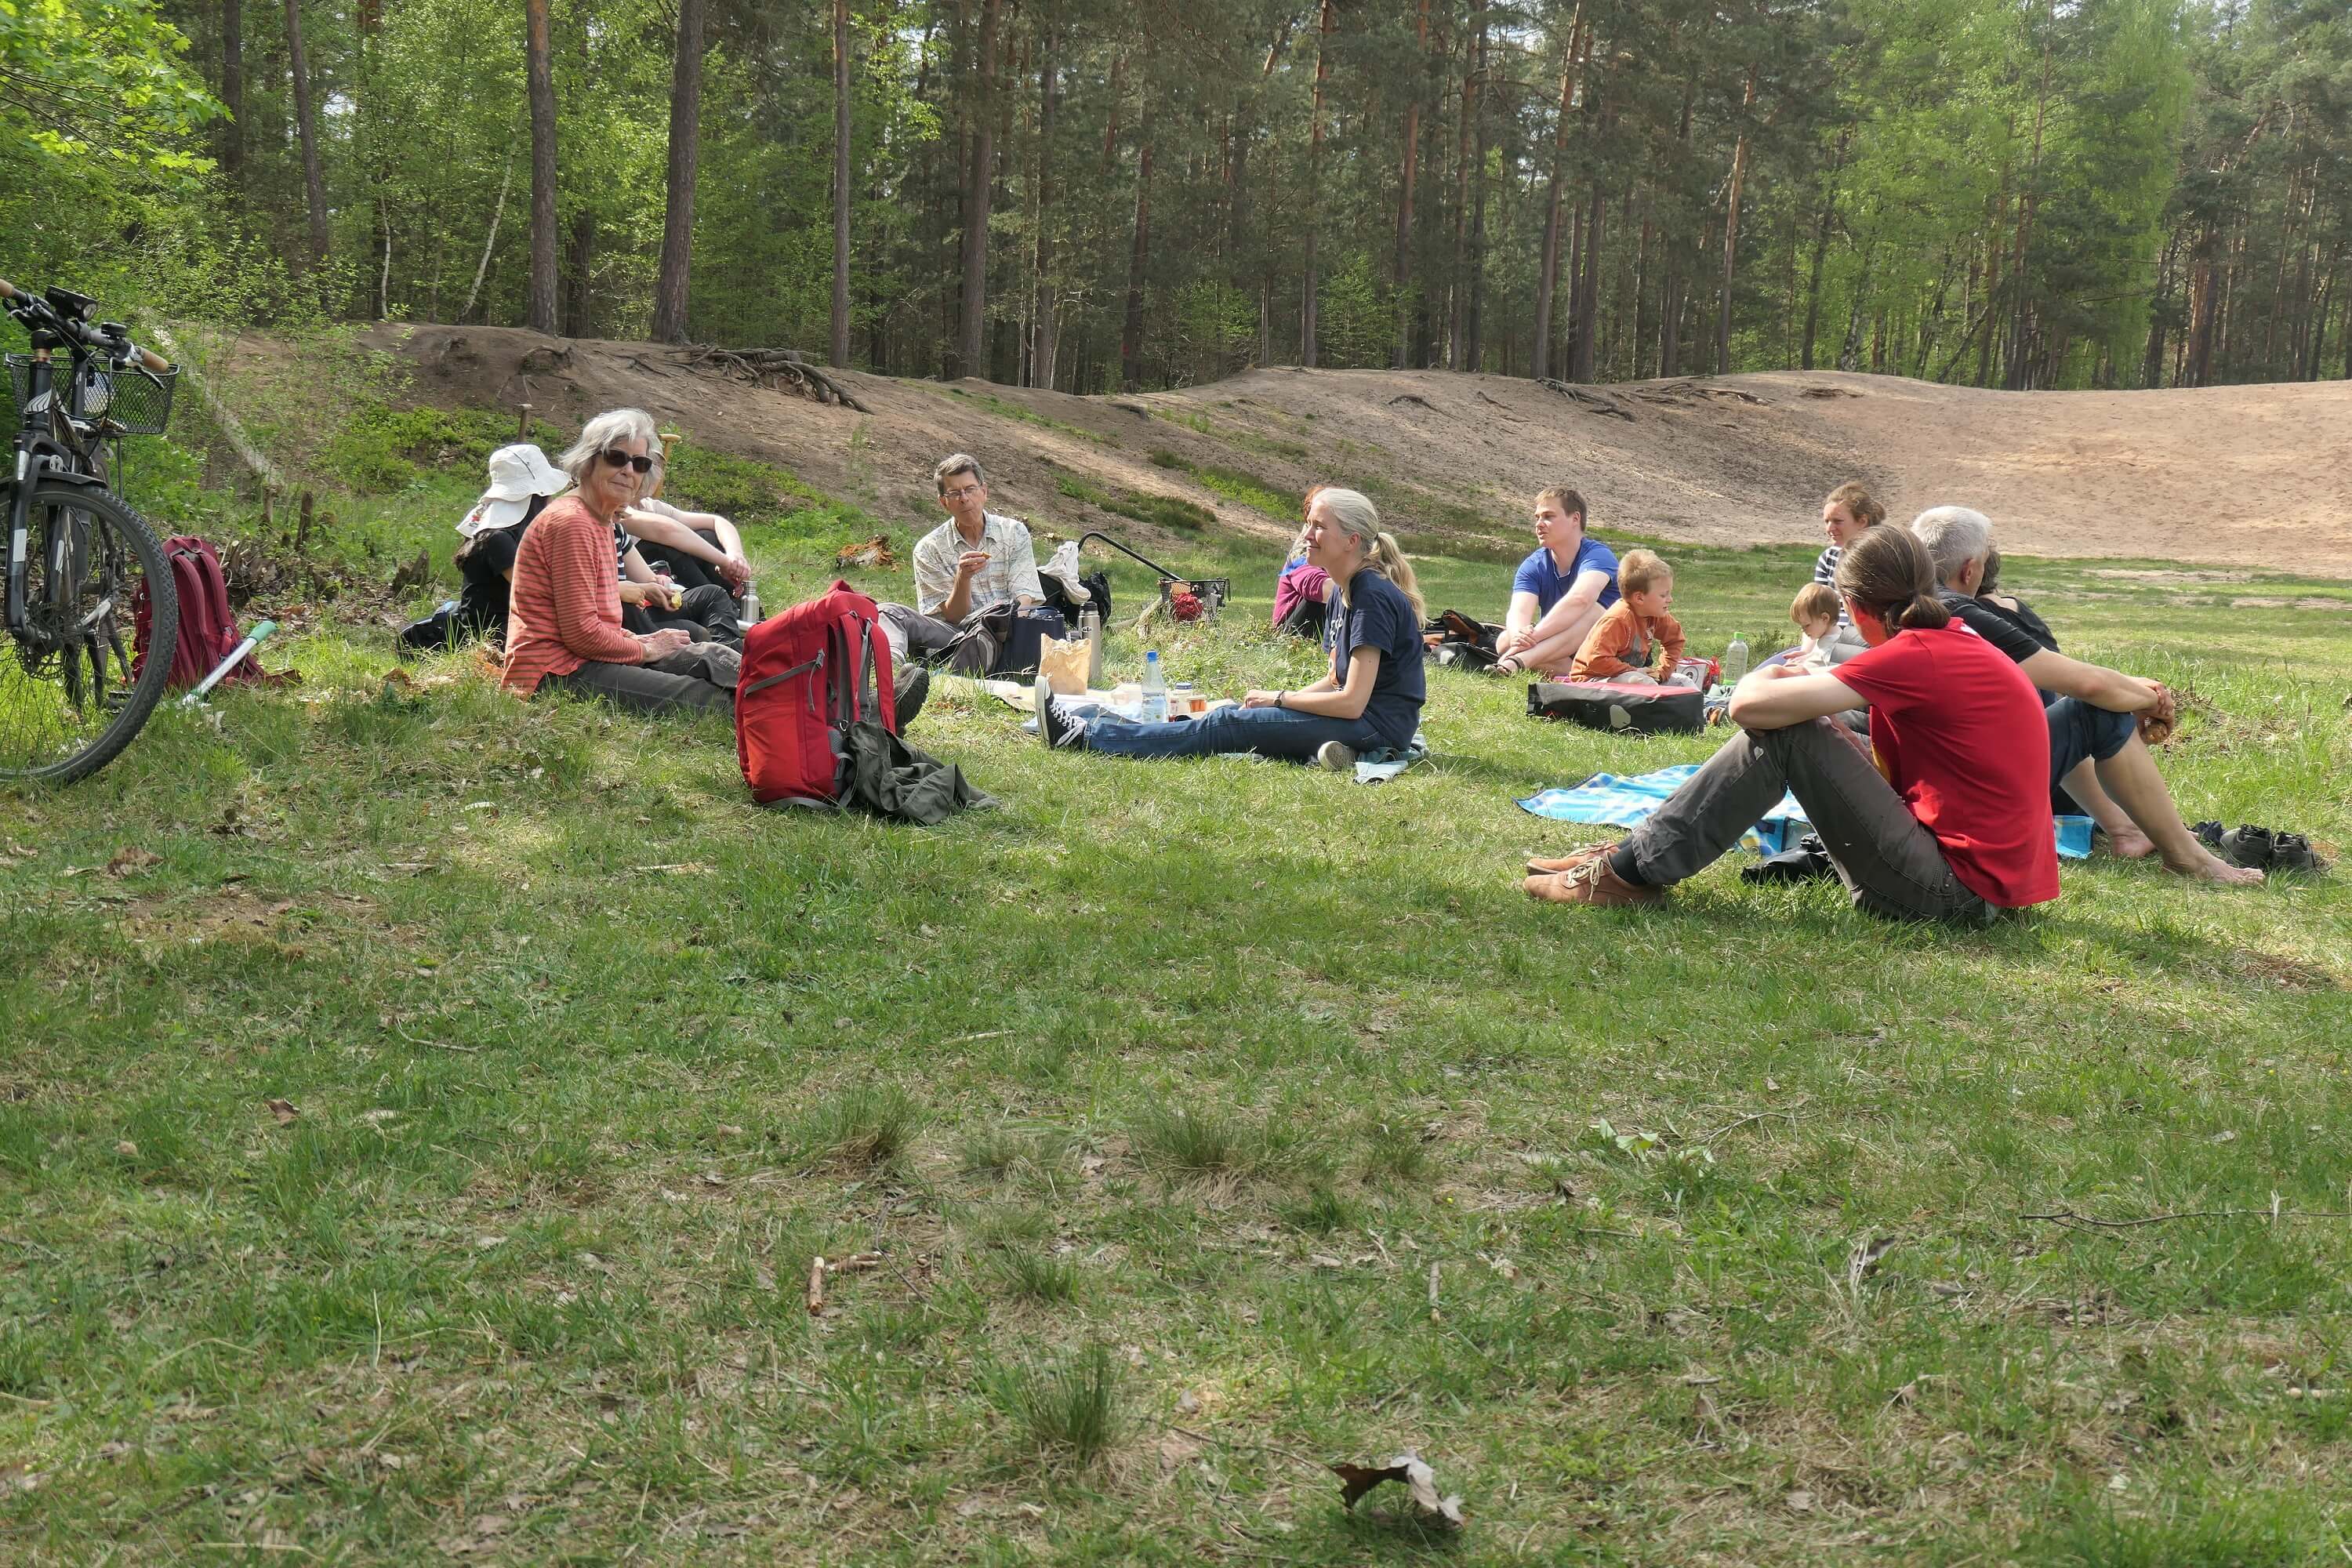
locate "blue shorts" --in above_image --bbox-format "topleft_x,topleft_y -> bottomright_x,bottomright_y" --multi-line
2045,696 -> 2136,789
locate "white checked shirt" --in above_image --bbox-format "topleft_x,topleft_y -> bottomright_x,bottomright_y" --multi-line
913,511 -> 1045,618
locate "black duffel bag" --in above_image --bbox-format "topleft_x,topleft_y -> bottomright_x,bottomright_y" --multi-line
1528,679 -> 1703,735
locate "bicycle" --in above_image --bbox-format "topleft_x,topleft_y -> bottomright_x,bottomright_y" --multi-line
0,278 -> 180,783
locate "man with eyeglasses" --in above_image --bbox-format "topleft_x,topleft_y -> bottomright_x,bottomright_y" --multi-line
914,452 -> 1044,622
878,452 -> 1046,683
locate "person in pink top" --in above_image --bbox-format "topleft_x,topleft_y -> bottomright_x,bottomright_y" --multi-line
499,408 -> 736,716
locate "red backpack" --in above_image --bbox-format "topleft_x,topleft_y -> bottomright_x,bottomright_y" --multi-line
135,535 -> 256,690
735,581 -> 898,805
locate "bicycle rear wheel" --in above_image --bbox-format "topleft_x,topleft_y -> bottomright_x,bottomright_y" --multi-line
0,481 -> 177,782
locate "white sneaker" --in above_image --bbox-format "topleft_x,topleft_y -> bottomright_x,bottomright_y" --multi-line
1315,740 -> 1356,772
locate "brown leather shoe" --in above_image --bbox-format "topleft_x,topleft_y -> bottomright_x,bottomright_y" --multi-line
1524,857 -> 1664,906
1526,842 -> 1616,877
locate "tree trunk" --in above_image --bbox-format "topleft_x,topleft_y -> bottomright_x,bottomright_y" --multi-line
524,0 -> 560,333
2140,235 -> 2176,388
1529,9 -> 1584,383
1660,264 -> 1681,377
463,149 -> 512,321
2003,15 -> 2053,389
650,0 -> 705,343
1121,132 -> 1153,390
1632,205 -> 1653,376
958,0 -> 1003,379
1570,177 -> 1604,382
1029,24 -> 1058,388
1392,0 -> 1430,368
564,206 -> 594,336
1301,0 -> 1334,368
1799,129 -> 1847,370
1715,64 -> 1758,375
220,0 -> 244,177
831,0 -> 853,367
1462,2 -> 1493,372
285,0 -> 330,265
1446,0 -> 1483,368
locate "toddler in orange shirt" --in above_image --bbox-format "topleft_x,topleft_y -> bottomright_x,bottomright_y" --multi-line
1569,549 -> 1686,683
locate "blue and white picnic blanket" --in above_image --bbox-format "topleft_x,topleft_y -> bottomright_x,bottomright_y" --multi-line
1517,764 -> 2092,858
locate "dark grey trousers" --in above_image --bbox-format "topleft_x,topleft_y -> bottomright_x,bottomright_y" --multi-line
879,603 -> 995,676
543,642 -> 738,717
1621,717 -> 1994,923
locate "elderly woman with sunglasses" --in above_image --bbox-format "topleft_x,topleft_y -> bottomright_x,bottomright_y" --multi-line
499,408 -> 737,716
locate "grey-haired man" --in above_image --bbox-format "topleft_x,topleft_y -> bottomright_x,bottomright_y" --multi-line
879,452 -> 1045,679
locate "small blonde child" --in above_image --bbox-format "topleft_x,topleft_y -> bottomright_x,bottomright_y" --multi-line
1790,581 -> 1841,672
1569,549 -> 1686,683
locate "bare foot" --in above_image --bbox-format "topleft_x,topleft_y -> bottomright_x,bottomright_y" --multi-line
2165,847 -> 2264,885
2101,827 -> 2155,859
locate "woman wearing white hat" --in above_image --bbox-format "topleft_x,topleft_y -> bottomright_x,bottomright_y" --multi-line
452,443 -> 572,645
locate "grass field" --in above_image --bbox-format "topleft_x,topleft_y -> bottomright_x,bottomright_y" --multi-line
5,501 -> 2351,1564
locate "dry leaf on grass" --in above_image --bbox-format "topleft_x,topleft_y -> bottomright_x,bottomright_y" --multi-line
265,1098 -> 299,1126
837,535 -> 898,570
104,848 -> 162,877
1157,1430 -> 1204,1473
1330,1452 -> 1466,1527
1846,1235 -> 1896,1291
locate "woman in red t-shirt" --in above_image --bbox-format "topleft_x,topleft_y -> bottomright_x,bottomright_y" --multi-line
1526,527 -> 2059,920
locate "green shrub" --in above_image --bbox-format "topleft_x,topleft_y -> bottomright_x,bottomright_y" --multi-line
804,1082 -> 926,1170
320,405 -> 533,494
661,441 -> 818,521
993,1250 -> 1080,1303
1144,450 -> 1293,518
996,1344 -> 1123,1464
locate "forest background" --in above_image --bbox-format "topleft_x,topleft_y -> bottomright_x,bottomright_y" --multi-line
10,0 -> 2352,401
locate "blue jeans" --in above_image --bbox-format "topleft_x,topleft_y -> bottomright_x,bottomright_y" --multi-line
2045,696 -> 2135,793
1084,703 -> 1393,762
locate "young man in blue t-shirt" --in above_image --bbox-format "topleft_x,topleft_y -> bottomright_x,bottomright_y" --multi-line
1494,486 -> 1620,676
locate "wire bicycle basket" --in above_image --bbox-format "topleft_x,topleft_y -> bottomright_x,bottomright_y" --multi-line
6,354 -> 176,437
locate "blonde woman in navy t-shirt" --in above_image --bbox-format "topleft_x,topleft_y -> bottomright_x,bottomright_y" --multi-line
1040,488 -> 1425,772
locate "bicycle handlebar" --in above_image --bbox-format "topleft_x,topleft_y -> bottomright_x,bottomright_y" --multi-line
0,276 -> 173,373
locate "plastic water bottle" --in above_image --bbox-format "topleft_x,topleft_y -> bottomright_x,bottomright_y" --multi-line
1139,650 -> 1168,722
1723,632 -> 1750,687
1081,608 -> 1104,689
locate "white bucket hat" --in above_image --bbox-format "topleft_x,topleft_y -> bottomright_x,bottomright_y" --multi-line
457,444 -> 570,537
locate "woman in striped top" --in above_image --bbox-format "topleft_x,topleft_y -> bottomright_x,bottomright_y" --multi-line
1813,480 -> 1886,589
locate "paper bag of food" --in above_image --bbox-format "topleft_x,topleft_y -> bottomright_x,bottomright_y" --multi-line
1038,635 -> 1090,695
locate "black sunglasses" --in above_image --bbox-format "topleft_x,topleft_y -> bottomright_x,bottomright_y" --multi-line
600,448 -> 654,474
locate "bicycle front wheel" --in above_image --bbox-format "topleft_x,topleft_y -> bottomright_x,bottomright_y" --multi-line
0,482 -> 178,783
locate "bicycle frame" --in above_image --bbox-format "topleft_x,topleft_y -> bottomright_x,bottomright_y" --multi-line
5,340 -> 111,648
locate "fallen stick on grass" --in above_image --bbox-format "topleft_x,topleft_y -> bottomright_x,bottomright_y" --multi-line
2023,1207 -> 2352,1232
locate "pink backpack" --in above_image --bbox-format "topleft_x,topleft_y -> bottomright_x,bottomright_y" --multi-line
135,535 -> 256,690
